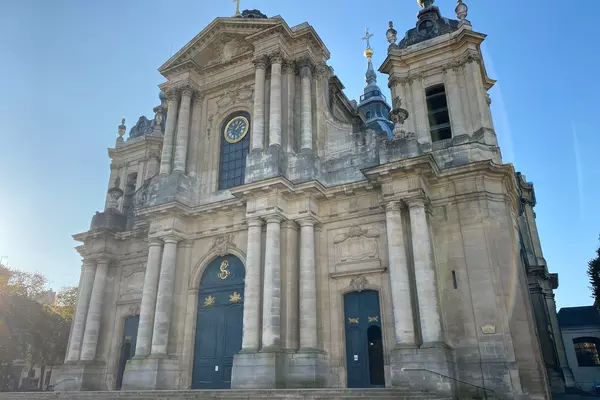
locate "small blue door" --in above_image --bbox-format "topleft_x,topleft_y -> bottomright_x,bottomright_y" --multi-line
116,315 -> 139,390
192,255 -> 245,389
344,290 -> 385,388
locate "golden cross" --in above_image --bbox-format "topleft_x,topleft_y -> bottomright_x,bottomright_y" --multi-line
232,0 -> 241,16
361,28 -> 374,49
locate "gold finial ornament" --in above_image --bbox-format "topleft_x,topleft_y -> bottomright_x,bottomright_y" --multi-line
232,0 -> 241,17
361,28 -> 374,60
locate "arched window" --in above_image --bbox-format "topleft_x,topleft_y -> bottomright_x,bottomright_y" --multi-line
425,84 -> 452,142
573,337 -> 600,367
218,111 -> 251,190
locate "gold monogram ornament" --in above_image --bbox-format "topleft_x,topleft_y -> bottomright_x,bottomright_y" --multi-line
368,316 -> 379,323
218,260 -> 230,280
229,292 -> 242,304
348,317 -> 359,324
204,295 -> 216,308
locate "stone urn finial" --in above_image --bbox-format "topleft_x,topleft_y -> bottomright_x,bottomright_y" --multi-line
456,0 -> 470,25
418,0 -> 435,8
386,21 -> 397,44
106,177 -> 124,210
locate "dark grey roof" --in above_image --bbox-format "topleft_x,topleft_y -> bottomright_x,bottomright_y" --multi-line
398,7 -> 460,49
238,9 -> 267,19
558,306 -> 600,328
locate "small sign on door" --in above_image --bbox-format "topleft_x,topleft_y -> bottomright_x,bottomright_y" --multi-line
215,365 -> 219,372
353,354 -> 358,361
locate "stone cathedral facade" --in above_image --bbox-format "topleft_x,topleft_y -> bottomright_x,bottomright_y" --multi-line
58,2 -> 571,398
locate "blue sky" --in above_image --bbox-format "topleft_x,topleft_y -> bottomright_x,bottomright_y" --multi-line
0,0 -> 597,310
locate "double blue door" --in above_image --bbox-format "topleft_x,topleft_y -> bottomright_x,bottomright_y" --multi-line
192,255 -> 245,389
344,290 -> 385,388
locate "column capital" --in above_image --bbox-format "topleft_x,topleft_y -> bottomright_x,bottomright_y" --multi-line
178,84 -> 196,98
282,59 -> 296,75
297,57 -> 314,72
269,51 -> 283,64
246,217 -> 264,228
161,235 -> 182,244
264,214 -> 285,224
404,196 -> 428,209
253,56 -> 268,70
383,201 -> 403,212
297,217 -> 318,228
148,238 -> 163,247
313,62 -> 329,80
165,87 -> 179,101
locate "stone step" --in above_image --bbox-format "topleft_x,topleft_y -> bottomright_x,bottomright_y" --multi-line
0,389 -> 452,400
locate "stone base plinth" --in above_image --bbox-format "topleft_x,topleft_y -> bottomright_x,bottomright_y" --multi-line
231,350 -> 286,389
121,357 -> 179,390
54,362 -> 106,391
287,350 -> 330,388
390,343 -> 453,397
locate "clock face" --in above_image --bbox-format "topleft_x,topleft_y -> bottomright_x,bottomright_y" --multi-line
224,116 -> 249,144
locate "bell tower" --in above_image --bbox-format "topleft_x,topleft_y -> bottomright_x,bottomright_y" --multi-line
381,0 -> 499,165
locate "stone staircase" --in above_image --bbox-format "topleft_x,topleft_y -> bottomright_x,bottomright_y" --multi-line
0,389 -> 452,400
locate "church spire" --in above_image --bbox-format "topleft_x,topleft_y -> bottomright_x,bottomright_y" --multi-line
361,28 -> 377,87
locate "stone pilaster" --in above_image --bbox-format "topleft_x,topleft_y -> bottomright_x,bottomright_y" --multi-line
65,260 -> 96,362
282,60 -> 296,153
173,86 -> 194,174
443,65 -> 466,137
268,53 -> 283,148
409,75 -> 429,144
262,215 -> 283,350
299,59 -> 313,152
80,258 -> 109,361
159,89 -> 179,174
134,238 -> 163,358
407,197 -> 443,344
298,218 -> 318,351
150,236 -> 180,356
384,202 -> 416,346
251,57 -> 267,152
241,218 -> 263,351
186,94 -> 204,179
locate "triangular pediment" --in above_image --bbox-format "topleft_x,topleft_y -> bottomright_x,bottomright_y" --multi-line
158,17 -> 279,75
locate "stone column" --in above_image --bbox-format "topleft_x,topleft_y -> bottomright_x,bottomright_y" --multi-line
80,259 -> 109,361
299,59 -> 313,152
299,218 -> 318,350
134,239 -> 163,358
410,76 -> 429,144
65,261 -> 96,362
160,89 -> 179,174
407,198 -> 443,344
251,57 -> 267,151
384,202 -> 416,345
283,60 -> 296,153
262,215 -> 283,349
443,66 -> 466,137
186,95 -> 204,179
150,236 -> 179,356
268,53 -> 283,147
173,86 -> 194,174
241,218 -> 263,351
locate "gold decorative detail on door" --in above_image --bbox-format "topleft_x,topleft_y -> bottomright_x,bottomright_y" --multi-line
368,316 -> 379,323
218,259 -> 230,280
348,317 -> 359,324
229,292 -> 242,304
204,295 -> 216,308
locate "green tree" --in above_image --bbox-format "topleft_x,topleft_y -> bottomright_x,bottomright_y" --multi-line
0,265 -> 75,391
587,238 -> 600,308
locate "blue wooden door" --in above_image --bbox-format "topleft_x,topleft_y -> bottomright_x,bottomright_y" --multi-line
192,255 -> 245,389
344,290 -> 385,388
116,315 -> 139,390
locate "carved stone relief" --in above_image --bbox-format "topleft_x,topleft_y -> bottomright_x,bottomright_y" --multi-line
120,263 -> 145,294
213,233 -> 235,257
333,225 -> 380,263
350,275 -> 368,292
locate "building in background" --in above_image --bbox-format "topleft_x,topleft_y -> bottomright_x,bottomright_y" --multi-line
55,1 -> 566,398
558,306 -> 600,393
